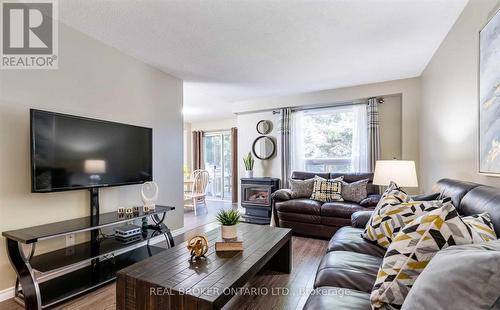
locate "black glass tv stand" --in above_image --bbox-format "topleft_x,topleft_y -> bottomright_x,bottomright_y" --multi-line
2,204 -> 175,310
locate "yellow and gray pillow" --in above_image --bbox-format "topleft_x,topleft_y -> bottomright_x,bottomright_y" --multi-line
363,182 -> 412,247
364,199 -> 450,248
462,213 -> 497,242
370,203 -> 474,309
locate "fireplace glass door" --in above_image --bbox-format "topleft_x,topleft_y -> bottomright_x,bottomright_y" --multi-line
242,185 -> 271,206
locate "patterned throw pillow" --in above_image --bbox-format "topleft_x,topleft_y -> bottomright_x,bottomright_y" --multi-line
374,181 -> 410,210
363,182 -> 412,247
341,179 -> 369,203
310,177 -> 343,202
364,199 -> 450,249
370,203 -> 474,310
289,178 -> 316,198
462,213 -> 497,242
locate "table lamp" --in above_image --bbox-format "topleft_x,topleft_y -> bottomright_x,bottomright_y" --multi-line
373,160 -> 418,188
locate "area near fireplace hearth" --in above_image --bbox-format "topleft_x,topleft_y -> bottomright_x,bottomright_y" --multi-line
240,178 -> 280,224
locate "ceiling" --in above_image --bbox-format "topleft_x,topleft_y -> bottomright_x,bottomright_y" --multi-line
59,0 -> 468,122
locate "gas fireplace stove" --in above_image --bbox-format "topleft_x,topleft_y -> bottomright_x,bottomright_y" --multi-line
240,177 -> 280,224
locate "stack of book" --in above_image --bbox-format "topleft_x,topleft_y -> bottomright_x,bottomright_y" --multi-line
215,237 -> 243,252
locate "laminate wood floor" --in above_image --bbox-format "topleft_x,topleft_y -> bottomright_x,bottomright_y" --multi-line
0,223 -> 327,310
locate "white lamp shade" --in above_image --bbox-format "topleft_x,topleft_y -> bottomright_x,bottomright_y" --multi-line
84,159 -> 106,174
373,160 -> 418,187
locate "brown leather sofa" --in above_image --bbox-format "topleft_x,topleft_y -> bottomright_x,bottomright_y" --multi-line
303,178 -> 500,309
272,171 -> 380,239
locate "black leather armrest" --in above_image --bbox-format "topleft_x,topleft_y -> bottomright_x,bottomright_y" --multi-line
359,194 -> 381,207
272,189 -> 292,201
351,210 -> 373,228
410,192 -> 440,201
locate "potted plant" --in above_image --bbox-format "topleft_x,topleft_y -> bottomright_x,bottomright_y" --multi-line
183,165 -> 191,179
216,209 -> 241,239
243,152 -> 254,178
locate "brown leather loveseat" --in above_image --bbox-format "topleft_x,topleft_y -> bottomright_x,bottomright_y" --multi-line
272,171 -> 380,239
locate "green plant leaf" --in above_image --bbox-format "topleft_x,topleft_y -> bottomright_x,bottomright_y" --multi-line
243,152 -> 254,170
216,209 -> 241,226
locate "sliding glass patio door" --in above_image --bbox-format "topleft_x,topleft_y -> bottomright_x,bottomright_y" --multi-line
203,131 -> 232,200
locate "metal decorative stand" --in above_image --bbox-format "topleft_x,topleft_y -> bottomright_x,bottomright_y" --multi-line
3,205 -> 175,310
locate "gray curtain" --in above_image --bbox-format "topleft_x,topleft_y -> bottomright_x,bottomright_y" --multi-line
367,98 -> 381,172
231,127 -> 238,203
279,108 -> 292,188
192,130 -> 204,170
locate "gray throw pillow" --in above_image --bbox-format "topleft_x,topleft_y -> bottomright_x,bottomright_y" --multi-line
289,178 -> 316,198
401,240 -> 500,310
341,179 -> 369,203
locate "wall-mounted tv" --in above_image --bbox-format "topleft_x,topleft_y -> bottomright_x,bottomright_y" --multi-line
31,109 -> 153,192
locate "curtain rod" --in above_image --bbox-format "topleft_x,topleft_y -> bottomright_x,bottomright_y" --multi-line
287,100 -> 368,113
235,97 -> 385,116
272,100 -> 371,115
201,129 -> 232,134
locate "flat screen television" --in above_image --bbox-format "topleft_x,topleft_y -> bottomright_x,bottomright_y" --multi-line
31,109 -> 153,192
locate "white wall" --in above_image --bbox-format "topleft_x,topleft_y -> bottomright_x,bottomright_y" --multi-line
0,23 -> 183,291
235,78 -> 416,193
420,0 -> 500,192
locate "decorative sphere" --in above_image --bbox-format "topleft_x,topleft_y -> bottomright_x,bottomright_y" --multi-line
141,181 -> 158,208
187,235 -> 209,260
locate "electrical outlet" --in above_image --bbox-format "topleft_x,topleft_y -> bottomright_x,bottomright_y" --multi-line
66,234 -> 75,247
66,246 -> 75,256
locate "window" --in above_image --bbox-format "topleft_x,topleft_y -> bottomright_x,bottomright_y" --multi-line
291,104 -> 368,173
203,131 -> 232,200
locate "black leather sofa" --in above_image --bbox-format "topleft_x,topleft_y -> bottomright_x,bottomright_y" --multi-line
303,178 -> 500,309
273,171 -> 380,239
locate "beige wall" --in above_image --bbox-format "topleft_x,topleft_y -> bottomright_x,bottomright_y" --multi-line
0,23 -> 184,291
236,111 -> 281,202
234,78 -> 416,194
420,0 -> 500,192
379,95 -> 403,160
191,118 -> 237,132
237,111 -> 282,178
183,122 -> 192,171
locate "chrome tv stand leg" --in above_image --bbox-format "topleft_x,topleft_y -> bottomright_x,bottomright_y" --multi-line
6,239 -> 41,310
150,212 -> 174,248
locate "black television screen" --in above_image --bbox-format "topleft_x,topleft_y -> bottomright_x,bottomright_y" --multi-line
31,109 -> 153,192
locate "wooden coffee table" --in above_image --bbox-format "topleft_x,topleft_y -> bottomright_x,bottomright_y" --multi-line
116,223 -> 292,310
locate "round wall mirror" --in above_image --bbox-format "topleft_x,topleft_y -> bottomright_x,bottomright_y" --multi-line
256,120 -> 272,135
252,136 -> 276,160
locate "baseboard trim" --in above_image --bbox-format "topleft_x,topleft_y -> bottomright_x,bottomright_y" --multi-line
0,227 -> 185,303
0,287 -> 15,303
